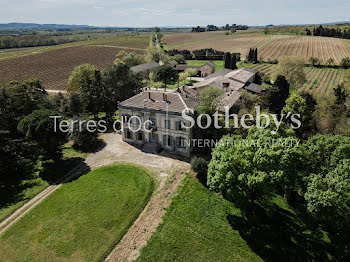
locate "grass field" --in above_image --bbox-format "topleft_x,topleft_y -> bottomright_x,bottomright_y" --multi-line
186,60 -> 224,71
249,63 -> 346,94
137,176 -> 332,261
164,31 -> 350,65
0,143 -> 88,222
0,164 -> 154,262
137,177 -> 262,262
0,34 -> 150,90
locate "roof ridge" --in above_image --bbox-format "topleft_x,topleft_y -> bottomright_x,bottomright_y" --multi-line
177,92 -> 191,113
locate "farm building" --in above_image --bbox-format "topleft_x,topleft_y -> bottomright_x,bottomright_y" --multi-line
204,68 -> 232,79
194,67 -> 264,112
131,61 -> 159,78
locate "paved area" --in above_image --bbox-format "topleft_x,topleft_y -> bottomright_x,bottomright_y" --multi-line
190,76 -> 204,82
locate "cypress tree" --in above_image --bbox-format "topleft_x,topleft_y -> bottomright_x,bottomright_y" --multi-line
247,48 -> 252,62
230,54 -> 237,69
254,48 -> 258,63
224,52 -> 231,69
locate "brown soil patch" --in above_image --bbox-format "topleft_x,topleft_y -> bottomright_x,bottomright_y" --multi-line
0,46 -> 145,90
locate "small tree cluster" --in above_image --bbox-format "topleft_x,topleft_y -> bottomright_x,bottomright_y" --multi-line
246,48 -> 258,63
224,52 -> 237,70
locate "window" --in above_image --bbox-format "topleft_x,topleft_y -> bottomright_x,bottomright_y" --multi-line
123,114 -> 130,123
176,121 -> 185,131
164,119 -> 171,129
150,118 -> 157,128
151,133 -> 158,143
222,82 -> 229,89
177,137 -> 186,148
163,135 -> 173,147
138,132 -> 143,141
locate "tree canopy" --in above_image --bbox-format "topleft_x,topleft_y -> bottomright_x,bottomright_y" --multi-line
66,64 -> 97,93
276,56 -> 306,88
17,109 -> 66,158
152,65 -> 178,91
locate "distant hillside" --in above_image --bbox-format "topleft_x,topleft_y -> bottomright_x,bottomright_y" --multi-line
0,23 -> 95,30
322,21 -> 350,25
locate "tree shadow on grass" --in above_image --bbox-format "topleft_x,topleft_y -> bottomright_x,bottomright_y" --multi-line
0,141 -> 99,215
72,138 -> 106,154
227,202 -> 332,262
39,157 -> 84,184
0,176 -> 43,210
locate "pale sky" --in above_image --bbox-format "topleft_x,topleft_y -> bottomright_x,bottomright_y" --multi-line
0,0 -> 349,27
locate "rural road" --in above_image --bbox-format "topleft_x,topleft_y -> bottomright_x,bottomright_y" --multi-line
0,133 -> 190,262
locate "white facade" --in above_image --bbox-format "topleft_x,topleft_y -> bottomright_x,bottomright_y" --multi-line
119,107 -> 193,157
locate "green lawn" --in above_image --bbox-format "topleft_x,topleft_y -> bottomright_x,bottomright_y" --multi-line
138,175 -> 332,261
0,175 -> 48,223
137,177 -> 262,262
237,61 -> 255,69
186,60 -> 224,71
0,143 -> 88,222
0,164 -> 154,262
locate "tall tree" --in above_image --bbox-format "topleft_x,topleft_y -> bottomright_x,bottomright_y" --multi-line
103,63 -> 143,115
17,109 -> 66,159
184,68 -> 198,82
66,64 -> 97,94
79,70 -> 104,118
0,79 -> 48,134
152,65 -> 179,92
230,54 -> 237,69
276,56 -> 306,88
261,75 -> 290,114
207,128 -> 303,207
224,52 -> 231,69
254,48 -> 258,63
0,135 -> 36,195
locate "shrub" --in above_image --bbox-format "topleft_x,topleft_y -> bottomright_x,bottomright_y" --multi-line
191,157 -> 209,185
70,117 -> 101,152
173,54 -> 185,64
263,74 -> 271,84
340,57 -> 350,68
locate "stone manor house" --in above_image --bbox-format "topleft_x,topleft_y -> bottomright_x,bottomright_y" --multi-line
120,66 -> 263,157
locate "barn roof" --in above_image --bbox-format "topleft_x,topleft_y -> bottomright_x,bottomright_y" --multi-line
194,75 -> 245,92
243,82 -> 264,94
130,61 -> 159,73
224,68 -> 257,84
204,68 -> 233,79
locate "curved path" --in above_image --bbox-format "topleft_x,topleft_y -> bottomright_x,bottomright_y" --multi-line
0,133 -> 190,262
